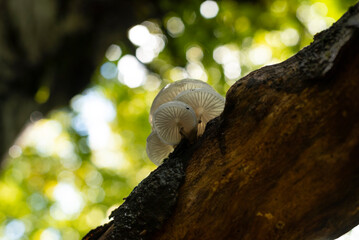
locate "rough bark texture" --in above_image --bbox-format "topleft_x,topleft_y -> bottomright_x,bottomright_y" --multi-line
84,3 -> 359,240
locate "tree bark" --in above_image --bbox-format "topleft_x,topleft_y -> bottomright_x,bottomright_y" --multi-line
84,3 -> 359,240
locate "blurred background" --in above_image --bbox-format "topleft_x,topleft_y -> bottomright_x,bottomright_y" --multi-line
0,0 -> 358,239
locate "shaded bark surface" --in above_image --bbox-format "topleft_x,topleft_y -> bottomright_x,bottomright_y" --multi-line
84,3 -> 359,240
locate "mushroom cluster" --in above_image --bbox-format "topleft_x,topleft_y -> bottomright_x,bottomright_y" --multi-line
146,79 -> 225,165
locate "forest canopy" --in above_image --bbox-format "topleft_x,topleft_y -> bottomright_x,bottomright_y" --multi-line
0,0 -> 358,239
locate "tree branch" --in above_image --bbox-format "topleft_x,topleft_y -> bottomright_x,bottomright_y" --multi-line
84,3 -> 359,240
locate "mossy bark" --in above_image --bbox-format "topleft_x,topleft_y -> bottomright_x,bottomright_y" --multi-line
84,3 -> 359,240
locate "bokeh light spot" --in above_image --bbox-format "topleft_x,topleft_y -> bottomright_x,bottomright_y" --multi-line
186,46 -> 204,62
18,120 -> 63,157
144,74 -> 162,91
166,17 -> 185,37
5,219 -> 25,240
34,86 -> 50,104
136,47 -> 156,63
271,0 -> 287,14
308,18 -> 328,35
62,227 -> 80,240
235,17 -> 250,33
71,90 -> 115,150
213,45 -> 241,80
280,28 -> 300,46
85,207 -> 105,228
200,1 -> 219,19
30,111 -> 43,123
135,34 -> 166,63
265,31 -> 282,47
91,150 -> 129,170
213,45 -> 239,65
53,182 -> 84,216
128,25 -> 151,46
224,61 -> 241,80
40,228 -> 61,240
8,145 -> 22,158
296,3 -> 331,35
128,22 -> 166,64
311,2 -> 328,16
249,45 -> 272,65
85,170 -> 103,187
105,44 -> 122,61
118,55 -> 147,88
100,62 -> 118,79
86,187 -> 105,203
169,67 -> 189,81
186,62 -> 208,81
27,193 -> 47,211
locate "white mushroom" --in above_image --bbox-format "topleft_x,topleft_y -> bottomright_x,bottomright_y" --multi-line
153,101 -> 197,145
146,132 -> 174,166
149,79 -> 215,127
175,88 -> 225,136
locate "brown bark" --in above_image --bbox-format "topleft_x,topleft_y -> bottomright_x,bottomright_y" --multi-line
85,3 -> 359,240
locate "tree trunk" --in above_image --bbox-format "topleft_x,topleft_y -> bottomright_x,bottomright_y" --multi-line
0,0 -> 166,165
84,3 -> 359,240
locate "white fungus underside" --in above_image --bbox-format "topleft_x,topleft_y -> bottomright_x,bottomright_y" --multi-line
146,132 -> 174,166
149,79 -> 215,126
175,88 -> 225,136
153,101 -> 197,145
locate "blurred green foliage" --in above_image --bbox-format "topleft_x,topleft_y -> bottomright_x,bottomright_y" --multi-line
0,0 -> 357,239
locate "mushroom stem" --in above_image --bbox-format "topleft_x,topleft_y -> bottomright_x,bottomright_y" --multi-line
198,114 -> 203,124
179,126 -> 197,143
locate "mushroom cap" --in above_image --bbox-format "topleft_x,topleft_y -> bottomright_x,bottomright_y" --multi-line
153,101 -> 197,145
146,132 -> 174,166
175,88 -> 225,136
149,79 -> 215,127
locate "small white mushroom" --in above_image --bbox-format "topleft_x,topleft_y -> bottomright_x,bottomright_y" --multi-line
149,79 -> 215,127
146,132 -> 174,166
153,101 -> 197,145
175,88 -> 225,136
